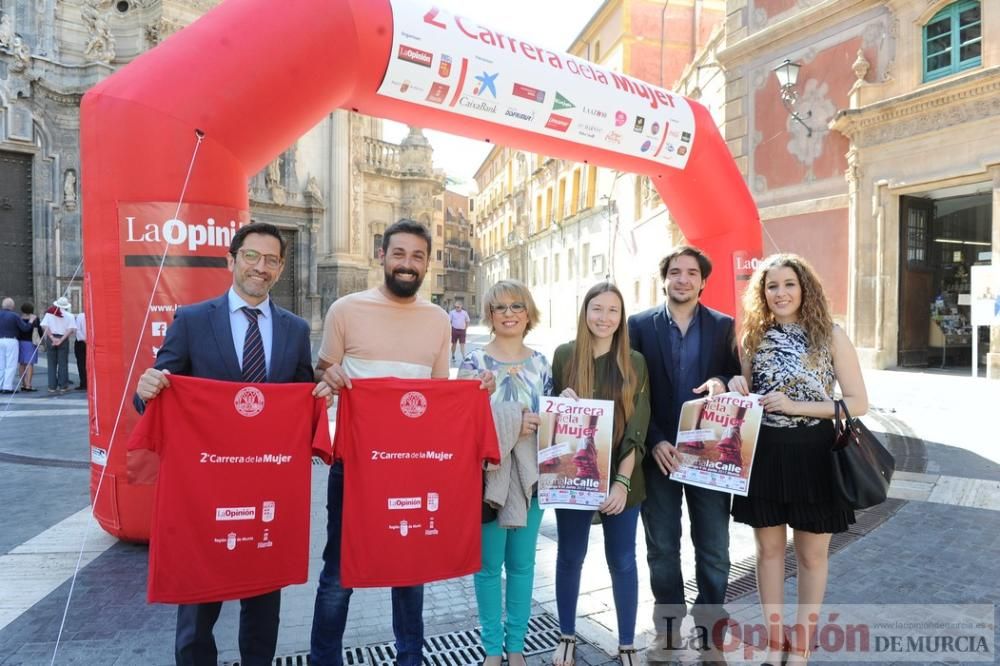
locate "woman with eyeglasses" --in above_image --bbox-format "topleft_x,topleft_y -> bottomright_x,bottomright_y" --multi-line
549,282 -> 650,666
458,279 -> 551,666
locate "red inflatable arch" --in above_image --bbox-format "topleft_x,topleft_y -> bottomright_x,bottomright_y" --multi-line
81,0 -> 761,540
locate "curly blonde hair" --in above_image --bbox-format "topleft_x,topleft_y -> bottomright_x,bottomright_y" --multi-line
740,253 -> 833,360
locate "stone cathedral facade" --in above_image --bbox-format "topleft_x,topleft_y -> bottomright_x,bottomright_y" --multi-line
0,0 -> 449,336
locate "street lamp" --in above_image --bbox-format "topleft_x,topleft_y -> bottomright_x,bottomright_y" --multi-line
773,59 -> 813,137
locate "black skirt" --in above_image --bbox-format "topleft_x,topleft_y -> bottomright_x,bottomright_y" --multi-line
732,420 -> 855,534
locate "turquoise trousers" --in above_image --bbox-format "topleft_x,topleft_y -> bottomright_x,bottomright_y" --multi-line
475,498 -> 544,656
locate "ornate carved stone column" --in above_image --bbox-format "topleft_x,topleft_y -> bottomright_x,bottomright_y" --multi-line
329,109 -> 351,256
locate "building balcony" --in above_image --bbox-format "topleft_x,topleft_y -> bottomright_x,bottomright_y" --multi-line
360,137 -> 446,184
362,137 -> 400,172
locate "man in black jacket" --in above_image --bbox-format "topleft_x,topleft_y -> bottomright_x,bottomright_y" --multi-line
627,246 -> 741,652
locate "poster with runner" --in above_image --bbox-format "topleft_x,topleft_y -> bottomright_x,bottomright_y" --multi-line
537,396 -> 614,509
673,392 -> 763,495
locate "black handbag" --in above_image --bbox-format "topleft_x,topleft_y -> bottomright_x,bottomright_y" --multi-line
831,399 -> 895,510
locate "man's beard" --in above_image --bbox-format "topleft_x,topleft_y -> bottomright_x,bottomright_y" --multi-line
665,286 -> 699,305
385,267 -> 423,298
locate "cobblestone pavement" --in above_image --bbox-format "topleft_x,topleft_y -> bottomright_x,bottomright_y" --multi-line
0,329 -> 997,665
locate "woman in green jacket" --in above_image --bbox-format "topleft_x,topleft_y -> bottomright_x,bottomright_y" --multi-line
549,282 -> 650,666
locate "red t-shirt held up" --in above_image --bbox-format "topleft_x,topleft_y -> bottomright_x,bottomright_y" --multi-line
334,378 -> 500,588
128,374 -> 332,604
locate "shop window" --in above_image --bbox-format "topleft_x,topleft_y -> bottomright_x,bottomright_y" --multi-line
923,0 -> 981,82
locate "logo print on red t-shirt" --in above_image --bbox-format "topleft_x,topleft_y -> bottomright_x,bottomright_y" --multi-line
234,387 -> 265,417
400,391 -> 428,418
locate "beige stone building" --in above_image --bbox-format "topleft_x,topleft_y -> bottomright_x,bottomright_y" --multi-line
355,125 -> 447,307
442,189 -> 475,314
0,0 -> 447,332
719,0 -> 998,377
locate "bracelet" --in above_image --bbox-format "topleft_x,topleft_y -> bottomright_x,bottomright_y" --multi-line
613,473 -> 631,492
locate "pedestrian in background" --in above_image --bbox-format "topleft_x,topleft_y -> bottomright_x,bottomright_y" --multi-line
550,282 -> 650,666
74,307 -> 88,390
0,297 -> 34,394
17,302 -> 42,391
40,297 -> 76,394
458,279 -> 550,666
728,253 -> 868,665
449,300 -> 471,362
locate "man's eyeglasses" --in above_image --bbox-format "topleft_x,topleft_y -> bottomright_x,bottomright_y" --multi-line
237,249 -> 282,269
491,302 -> 527,315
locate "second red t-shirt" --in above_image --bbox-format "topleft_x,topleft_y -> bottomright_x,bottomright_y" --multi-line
334,378 -> 500,587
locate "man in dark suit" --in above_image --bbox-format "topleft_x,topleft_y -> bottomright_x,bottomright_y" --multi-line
136,222 -> 331,666
627,246 -> 741,652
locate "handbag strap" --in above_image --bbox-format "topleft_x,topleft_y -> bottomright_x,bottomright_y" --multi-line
833,398 -> 851,440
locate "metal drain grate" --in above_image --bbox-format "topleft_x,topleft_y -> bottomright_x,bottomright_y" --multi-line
228,612 -> 565,666
521,613 -> 563,655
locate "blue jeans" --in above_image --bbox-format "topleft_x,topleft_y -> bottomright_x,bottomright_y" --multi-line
641,464 -> 731,624
310,463 -> 424,665
46,340 -> 69,390
555,506 -> 640,645
476,498 -> 543,656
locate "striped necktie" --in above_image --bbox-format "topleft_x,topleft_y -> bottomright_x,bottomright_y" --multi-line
240,307 -> 266,383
